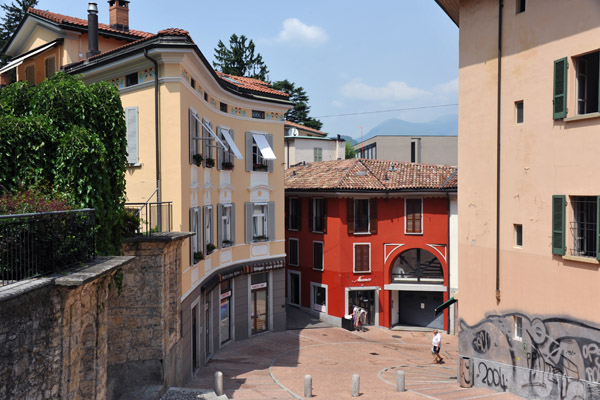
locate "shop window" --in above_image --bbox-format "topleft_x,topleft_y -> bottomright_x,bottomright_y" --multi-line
251,273 -> 268,334
220,280 -> 232,344
311,283 -> 327,312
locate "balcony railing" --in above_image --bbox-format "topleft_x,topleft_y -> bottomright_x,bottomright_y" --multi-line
125,201 -> 173,236
0,209 -> 96,286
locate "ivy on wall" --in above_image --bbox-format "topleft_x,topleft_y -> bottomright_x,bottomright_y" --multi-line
0,72 -> 128,255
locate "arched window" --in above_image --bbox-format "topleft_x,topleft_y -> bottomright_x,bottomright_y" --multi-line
391,248 -> 443,283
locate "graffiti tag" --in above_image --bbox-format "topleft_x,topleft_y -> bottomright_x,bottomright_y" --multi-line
477,362 -> 508,390
472,329 -> 491,354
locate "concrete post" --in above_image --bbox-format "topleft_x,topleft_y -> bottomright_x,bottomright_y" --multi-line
215,371 -> 223,396
352,374 -> 360,397
304,374 -> 312,398
396,370 -> 405,392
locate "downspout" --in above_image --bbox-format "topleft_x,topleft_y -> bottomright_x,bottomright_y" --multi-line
446,192 -> 451,333
144,49 -> 161,204
495,0 -> 503,303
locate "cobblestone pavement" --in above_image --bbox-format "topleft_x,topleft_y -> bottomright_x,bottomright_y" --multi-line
184,324 -> 523,400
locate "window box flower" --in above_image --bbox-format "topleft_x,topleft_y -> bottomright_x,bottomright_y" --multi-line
253,163 -> 268,171
222,161 -> 234,170
222,239 -> 233,247
206,243 -> 216,254
205,158 -> 215,168
253,235 -> 268,242
193,154 -> 203,167
193,251 -> 204,263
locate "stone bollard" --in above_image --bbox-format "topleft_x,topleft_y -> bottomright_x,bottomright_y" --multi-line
396,370 -> 405,392
352,374 -> 360,397
304,374 -> 312,398
215,371 -> 223,396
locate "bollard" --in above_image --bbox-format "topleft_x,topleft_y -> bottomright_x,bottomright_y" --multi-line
304,374 -> 312,398
396,370 -> 405,392
214,371 -> 223,396
352,374 -> 360,397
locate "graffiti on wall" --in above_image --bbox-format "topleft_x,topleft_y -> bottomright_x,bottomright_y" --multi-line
459,314 -> 600,399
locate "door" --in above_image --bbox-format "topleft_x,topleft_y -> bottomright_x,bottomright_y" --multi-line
289,273 -> 300,306
192,305 -> 199,370
252,289 -> 268,334
348,290 -> 375,325
398,291 -> 443,329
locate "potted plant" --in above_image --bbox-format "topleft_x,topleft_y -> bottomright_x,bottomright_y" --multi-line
253,163 -> 268,171
206,243 -> 217,254
205,158 -> 215,168
253,235 -> 268,242
222,239 -> 232,247
193,251 -> 204,263
193,154 -> 203,167
222,161 -> 234,170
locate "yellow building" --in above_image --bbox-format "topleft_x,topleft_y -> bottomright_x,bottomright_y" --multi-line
3,1 -> 292,382
436,0 -> 600,397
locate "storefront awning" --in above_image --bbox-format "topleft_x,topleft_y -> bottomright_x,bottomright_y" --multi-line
221,128 -> 243,159
434,297 -> 457,316
252,133 -> 276,160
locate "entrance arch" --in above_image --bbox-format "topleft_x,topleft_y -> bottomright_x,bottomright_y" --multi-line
390,248 -> 444,284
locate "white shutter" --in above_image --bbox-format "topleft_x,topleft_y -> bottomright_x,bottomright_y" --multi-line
126,107 -> 139,165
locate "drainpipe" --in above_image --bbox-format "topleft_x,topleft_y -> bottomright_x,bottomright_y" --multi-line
446,192 -> 451,333
495,0 -> 503,303
144,49 -> 161,210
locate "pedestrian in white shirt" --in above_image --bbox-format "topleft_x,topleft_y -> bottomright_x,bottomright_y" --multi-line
432,329 -> 443,364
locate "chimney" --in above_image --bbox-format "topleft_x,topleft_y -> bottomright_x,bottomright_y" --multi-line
108,0 -> 130,32
86,3 -> 100,58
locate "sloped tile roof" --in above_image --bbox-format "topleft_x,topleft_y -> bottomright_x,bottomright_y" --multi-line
216,71 -> 289,98
285,159 -> 458,192
29,8 -> 153,38
285,120 -> 326,136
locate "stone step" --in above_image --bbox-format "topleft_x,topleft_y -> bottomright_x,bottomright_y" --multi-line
160,387 -> 228,400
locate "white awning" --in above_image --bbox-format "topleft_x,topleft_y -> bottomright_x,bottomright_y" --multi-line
194,114 -> 227,150
221,128 -> 243,160
0,41 -> 57,75
252,134 -> 276,160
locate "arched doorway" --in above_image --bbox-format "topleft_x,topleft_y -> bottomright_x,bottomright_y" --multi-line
389,248 -> 445,329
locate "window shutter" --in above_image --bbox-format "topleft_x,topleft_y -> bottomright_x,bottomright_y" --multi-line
196,209 -> 202,253
125,107 -> 139,165
552,195 -> 566,255
553,58 -> 568,119
285,197 -> 289,230
189,109 -> 195,163
323,199 -> 328,234
267,201 -> 276,240
308,198 -> 314,232
245,202 -> 253,243
297,198 -> 302,232
245,132 -> 253,171
217,203 -> 224,248
347,198 -> 355,234
189,208 -> 195,264
230,203 -> 236,245
203,206 -> 208,253
202,120 -> 212,167
217,127 -> 224,170
267,134 -> 274,172
370,198 -> 378,234
228,129 -> 235,164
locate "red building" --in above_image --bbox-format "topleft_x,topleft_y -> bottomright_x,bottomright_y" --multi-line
285,159 -> 458,331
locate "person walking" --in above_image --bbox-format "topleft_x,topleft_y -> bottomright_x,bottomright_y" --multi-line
432,329 -> 443,364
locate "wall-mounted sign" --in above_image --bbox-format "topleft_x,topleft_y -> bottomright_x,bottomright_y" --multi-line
352,276 -> 372,283
251,282 -> 267,290
220,290 -> 231,300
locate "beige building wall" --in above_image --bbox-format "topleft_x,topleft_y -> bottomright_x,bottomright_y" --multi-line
284,137 -> 345,168
354,135 -> 457,165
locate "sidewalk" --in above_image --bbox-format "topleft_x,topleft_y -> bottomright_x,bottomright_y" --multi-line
185,313 -> 522,399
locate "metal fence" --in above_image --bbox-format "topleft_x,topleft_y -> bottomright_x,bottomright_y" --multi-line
125,202 -> 172,236
0,209 -> 96,286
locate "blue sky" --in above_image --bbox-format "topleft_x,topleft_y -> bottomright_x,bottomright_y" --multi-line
19,1 -> 458,139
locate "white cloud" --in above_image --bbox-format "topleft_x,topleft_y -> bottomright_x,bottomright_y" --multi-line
276,18 -> 328,45
434,78 -> 458,95
340,79 -> 429,101
331,100 -> 345,108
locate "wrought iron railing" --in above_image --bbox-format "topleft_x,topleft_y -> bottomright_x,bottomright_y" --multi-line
125,201 -> 173,236
0,209 -> 96,286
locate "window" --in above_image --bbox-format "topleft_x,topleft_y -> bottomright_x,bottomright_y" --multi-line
203,91 -> 208,101
311,198 -> 326,233
251,273 -> 268,334
25,64 -> 35,85
125,107 -> 139,165
189,109 -> 201,164
289,238 -> 299,266
553,58 -> 568,119
514,316 -> 523,340
288,198 -> 301,230
357,143 -> 376,159
245,132 -> 274,172
217,127 -> 238,170
575,52 -> 600,115
570,196 -> 597,258
313,147 -> 323,162
311,283 -> 327,312
218,203 -> 235,248
189,207 -> 202,264
220,102 -> 228,113
353,243 -> 370,273
514,224 -> 523,247
252,110 -> 265,119
313,241 -> 323,271
406,198 -> 423,234
220,280 -> 232,344
391,248 -> 443,283
203,206 -> 214,254
125,72 -> 138,87
515,101 -> 524,124
516,0 -> 525,14
202,119 -> 214,167
245,202 -> 275,243
45,57 -> 55,79
410,138 -> 421,163
190,78 -> 196,89
347,198 -> 377,235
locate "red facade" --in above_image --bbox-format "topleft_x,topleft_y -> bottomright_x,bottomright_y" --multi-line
285,195 -> 451,330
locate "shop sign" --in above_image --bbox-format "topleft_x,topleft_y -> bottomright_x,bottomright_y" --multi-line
220,290 -> 231,300
251,282 -> 267,290
352,276 -> 372,283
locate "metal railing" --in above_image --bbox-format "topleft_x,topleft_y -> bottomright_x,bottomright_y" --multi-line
0,209 -> 96,286
125,201 -> 173,236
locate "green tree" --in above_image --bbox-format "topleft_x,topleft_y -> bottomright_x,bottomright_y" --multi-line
213,34 -> 269,81
345,141 -> 356,159
272,79 -> 323,131
0,0 -> 38,65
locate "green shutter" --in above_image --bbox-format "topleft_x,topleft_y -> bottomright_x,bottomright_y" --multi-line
553,58 -> 568,119
552,195 -> 566,255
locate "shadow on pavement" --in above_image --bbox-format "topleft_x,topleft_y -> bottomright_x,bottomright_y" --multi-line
285,304 -> 333,330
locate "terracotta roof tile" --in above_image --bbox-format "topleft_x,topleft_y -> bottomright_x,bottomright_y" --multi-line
216,71 -> 289,98
285,159 -> 458,192
28,8 -> 153,39
285,120 -> 327,136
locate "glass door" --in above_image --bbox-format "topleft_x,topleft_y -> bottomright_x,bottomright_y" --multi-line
252,288 -> 268,334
